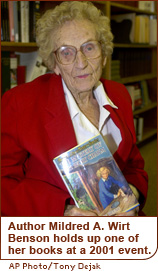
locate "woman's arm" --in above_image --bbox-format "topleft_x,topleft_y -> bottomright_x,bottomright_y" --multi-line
1,90 -> 70,216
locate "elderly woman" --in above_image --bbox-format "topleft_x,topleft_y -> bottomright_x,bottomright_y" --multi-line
1,1 -> 148,216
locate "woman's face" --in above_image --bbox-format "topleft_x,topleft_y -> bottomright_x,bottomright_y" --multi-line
53,19 -> 106,96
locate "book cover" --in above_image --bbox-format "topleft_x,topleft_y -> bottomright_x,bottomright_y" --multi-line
53,135 -> 139,216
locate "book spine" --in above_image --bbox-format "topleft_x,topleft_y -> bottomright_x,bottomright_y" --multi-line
24,1 -> 29,43
1,1 -> 4,41
20,1 -> 25,42
20,1 -> 29,43
17,1 -> 21,42
137,117 -> 144,142
4,1 -> 10,41
149,17 -> 157,45
29,1 -> 34,42
134,84 -> 143,110
33,1 -> 41,42
13,1 -> 19,42
8,1 -> 15,42
140,80 -> 151,106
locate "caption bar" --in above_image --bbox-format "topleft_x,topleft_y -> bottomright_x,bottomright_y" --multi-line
1,217 -> 157,260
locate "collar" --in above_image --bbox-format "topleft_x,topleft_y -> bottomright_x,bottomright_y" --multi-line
94,81 -> 118,109
62,79 -> 118,121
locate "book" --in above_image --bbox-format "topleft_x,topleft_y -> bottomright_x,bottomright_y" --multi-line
15,51 -> 41,82
53,135 -> 139,216
2,1 -> 10,41
1,1 -> 5,41
13,1 -> 19,42
134,116 -> 144,142
134,15 -> 149,44
111,60 -> 121,81
140,80 -> 151,107
138,1 -> 155,12
137,117 -> 144,142
112,47 -> 152,78
149,16 -> 157,45
17,1 -> 21,42
126,83 -> 143,111
133,83 -> 143,110
29,1 -> 41,42
8,1 -> 15,42
20,1 -> 29,43
125,85 -> 135,111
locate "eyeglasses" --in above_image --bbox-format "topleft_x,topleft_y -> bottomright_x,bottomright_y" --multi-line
53,40 -> 101,65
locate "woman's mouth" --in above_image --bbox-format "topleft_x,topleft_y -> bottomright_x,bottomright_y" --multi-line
77,74 -> 89,79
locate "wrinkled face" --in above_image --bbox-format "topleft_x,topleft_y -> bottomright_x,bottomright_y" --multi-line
101,169 -> 109,180
53,19 -> 106,96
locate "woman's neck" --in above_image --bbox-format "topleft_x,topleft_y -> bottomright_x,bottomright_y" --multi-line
73,90 -> 100,129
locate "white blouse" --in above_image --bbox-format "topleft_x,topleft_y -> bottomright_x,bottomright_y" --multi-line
62,79 -> 122,154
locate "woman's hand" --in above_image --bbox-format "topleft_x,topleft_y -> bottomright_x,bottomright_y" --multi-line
115,206 -> 139,216
64,205 -> 99,216
64,205 -> 139,216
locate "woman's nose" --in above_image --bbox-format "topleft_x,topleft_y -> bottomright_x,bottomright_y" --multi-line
75,51 -> 88,68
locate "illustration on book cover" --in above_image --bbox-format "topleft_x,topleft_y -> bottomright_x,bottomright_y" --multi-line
53,135 -> 139,216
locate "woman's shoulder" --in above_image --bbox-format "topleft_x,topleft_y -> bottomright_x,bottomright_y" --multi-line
6,73 -> 60,95
2,74 -> 62,106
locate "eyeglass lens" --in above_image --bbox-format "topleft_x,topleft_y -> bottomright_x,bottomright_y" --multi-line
56,41 -> 101,64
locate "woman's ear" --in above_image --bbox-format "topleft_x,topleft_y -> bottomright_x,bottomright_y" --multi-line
103,57 -> 107,67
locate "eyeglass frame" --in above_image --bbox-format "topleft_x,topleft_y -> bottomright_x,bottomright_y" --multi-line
53,40 -> 102,65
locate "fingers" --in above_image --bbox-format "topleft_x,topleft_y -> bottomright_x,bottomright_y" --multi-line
115,206 -> 139,217
64,206 -> 99,216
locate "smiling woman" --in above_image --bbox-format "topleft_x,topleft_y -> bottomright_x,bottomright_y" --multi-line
1,1 -> 148,217
53,19 -> 105,103
36,1 -> 113,71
